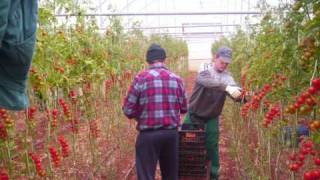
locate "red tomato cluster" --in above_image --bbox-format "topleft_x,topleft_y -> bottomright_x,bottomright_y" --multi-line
58,135 -> 69,158
240,84 -> 271,118
262,104 -> 280,128
303,169 -> 320,180
27,106 -> 37,120
0,123 -> 7,141
0,108 -> 13,127
68,90 -> 77,104
288,138 -> 320,180
48,146 -> 60,168
51,108 -> 58,128
251,84 -> 272,111
288,139 -> 315,172
29,152 -> 45,177
285,77 -> 319,114
311,78 -> 320,93
0,169 -> 9,180
240,102 -> 251,118
58,99 -> 71,120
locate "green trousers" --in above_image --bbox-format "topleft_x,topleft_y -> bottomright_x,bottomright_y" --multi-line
183,112 -> 219,180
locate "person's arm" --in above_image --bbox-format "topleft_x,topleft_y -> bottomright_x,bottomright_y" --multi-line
178,80 -> 188,114
0,0 -> 10,46
196,63 -> 226,90
227,92 -> 246,102
224,74 -> 244,101
122,76 -> 141,119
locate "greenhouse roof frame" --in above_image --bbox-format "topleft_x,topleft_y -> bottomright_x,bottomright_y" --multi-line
123,23 -> 248,30
147,32 -> 231,35
55,11 -> 261,17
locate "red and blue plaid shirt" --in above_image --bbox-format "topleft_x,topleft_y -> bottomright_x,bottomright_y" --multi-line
122,62 -> 188,131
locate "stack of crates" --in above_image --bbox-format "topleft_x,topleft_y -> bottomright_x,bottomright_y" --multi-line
178,124 -> 210,180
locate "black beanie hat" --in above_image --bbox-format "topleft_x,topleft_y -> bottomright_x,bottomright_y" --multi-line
146,43 -> 166,63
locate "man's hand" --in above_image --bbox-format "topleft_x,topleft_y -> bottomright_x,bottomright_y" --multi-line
226,85 -> 242,99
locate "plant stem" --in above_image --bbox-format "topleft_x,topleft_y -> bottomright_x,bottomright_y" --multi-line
5,140 -> 12,178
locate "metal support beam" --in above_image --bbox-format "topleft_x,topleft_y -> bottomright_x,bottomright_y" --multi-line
55,11 -> 261,17
145,31 -> 232,35
122,24 -> 247,30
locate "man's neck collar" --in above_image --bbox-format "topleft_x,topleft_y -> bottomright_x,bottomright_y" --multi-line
149,62 -> 166,69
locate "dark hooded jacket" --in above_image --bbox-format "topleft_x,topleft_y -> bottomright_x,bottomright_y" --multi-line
189,63 -> 237,120
0,0 -> 38,110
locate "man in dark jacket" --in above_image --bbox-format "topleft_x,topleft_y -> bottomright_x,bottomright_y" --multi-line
122,43 -> 188,180
0,0 -> 38,110
184,46 -> 242,180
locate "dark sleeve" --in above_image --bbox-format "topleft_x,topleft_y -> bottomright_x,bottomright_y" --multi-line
0,1 -> 38,110
0,0 -> 38,90
178,80 -> 188,114
0,0 -> 10,45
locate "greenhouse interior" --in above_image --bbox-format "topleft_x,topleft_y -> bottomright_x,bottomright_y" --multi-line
0,0 -> 319,179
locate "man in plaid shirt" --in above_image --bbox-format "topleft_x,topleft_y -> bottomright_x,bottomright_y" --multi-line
122,43 -> 187,180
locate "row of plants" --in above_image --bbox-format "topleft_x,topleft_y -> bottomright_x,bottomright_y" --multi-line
214,0 -> 320,179
0,0 -> 188,179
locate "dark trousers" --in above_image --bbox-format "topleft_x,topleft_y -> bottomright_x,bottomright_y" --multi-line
136,129 -> 178,180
